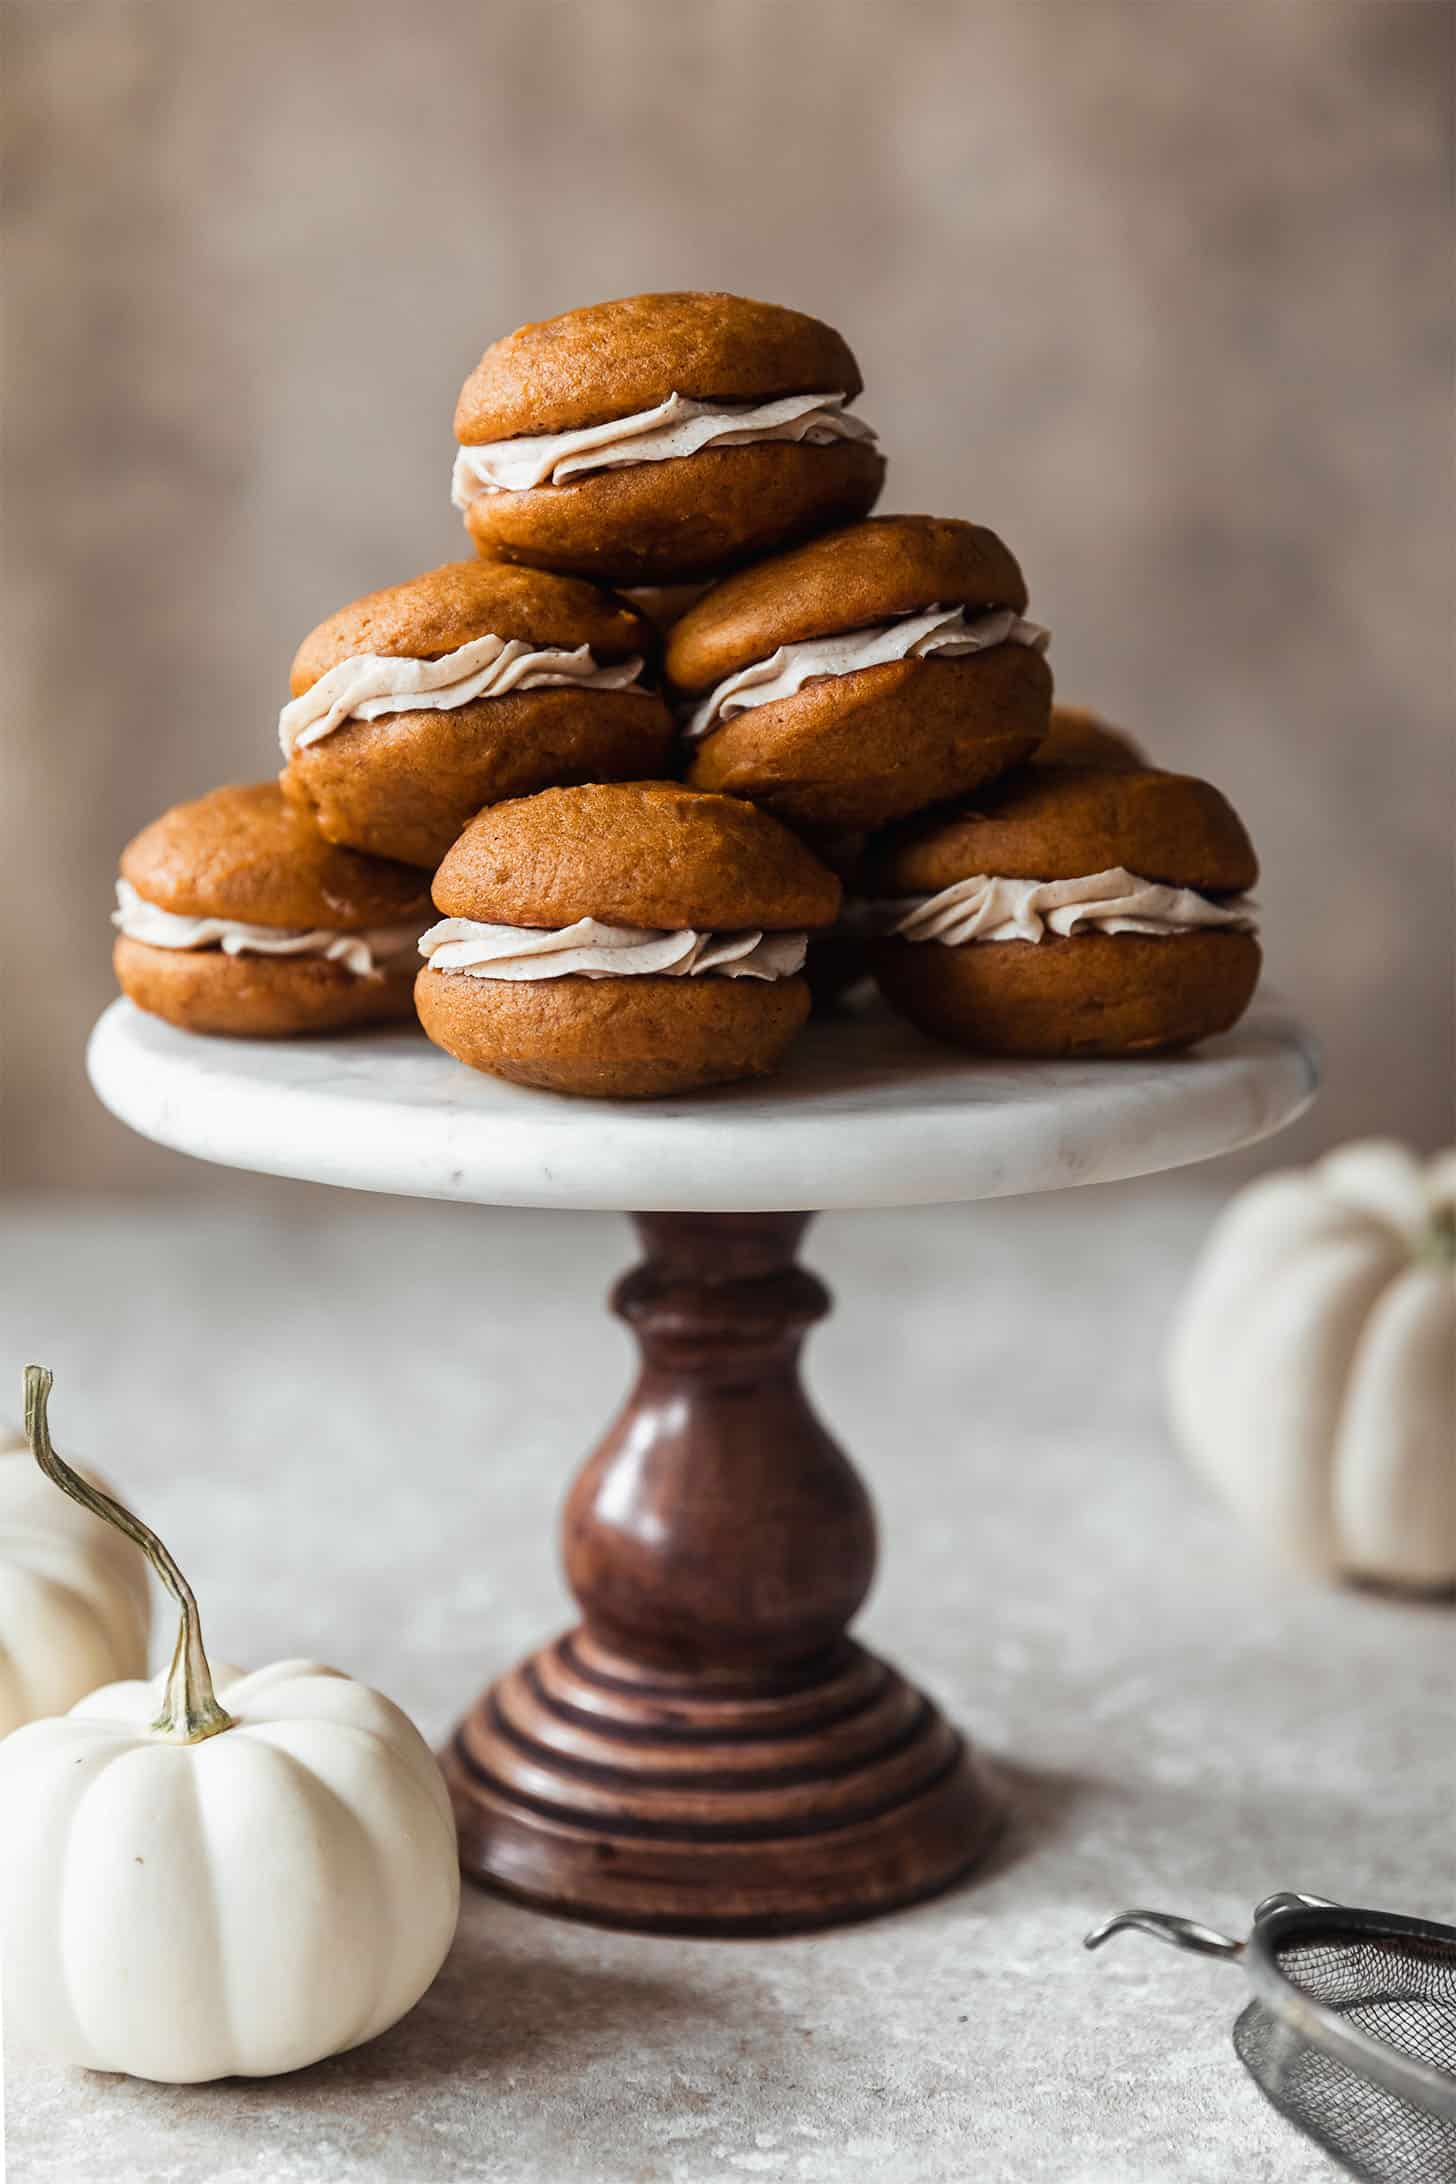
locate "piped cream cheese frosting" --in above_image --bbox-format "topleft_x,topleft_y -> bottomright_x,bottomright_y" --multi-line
682,605 -> 1051,742
113,878 -> 425,978
451,391 -> 877,504
418,916 -> 806,982
870,869 -> 1257,946
278,635 -> 645,755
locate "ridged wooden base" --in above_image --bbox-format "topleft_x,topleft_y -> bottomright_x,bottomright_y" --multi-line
443,1629 -> 1003,1934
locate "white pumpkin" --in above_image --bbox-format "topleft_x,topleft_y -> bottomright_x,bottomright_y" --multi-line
0,1424 -> 152,1735
0,1370 -> 460,2082
1169,1140 -> 1456,1587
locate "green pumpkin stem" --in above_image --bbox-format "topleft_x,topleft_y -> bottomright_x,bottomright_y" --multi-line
23,1366 -> 234,1744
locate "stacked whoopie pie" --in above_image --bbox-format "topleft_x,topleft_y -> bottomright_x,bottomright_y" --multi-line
112,784 -> 431,1038
112,287 -> 1262,1095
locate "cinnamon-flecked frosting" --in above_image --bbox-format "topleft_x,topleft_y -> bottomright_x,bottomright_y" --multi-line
873,869 -> 1257,945
682,604 -> 1050,741
418,916 -> 805,982
278,635 -> 645,755
113,878 -> 425,978
451,391 -> 877,503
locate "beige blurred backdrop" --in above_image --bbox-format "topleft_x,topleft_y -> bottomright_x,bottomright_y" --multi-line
2,0 -> 1450,1193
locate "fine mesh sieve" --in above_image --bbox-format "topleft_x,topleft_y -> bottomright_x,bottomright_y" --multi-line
1085,1892 -> 1456,2183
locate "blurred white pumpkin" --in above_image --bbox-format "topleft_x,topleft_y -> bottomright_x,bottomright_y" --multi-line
1169,1141 -> 1456,1588
0,1422 -> 152,1734
0,1370 -> 460,2082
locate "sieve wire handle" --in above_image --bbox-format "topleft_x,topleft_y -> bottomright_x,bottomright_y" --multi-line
1083,1909 -> 1245,1961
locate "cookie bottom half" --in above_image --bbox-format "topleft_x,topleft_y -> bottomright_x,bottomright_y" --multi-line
686,646 -> 1053,832
874,929 -> 1261,1058
281,687 -> 673,871
114,937 -> 421,1038
464,441 -> 885,585
415,966 -> 811,1097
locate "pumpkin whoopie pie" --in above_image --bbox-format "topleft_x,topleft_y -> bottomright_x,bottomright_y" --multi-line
278,561 -> 672,870
113,783 -> 431,1037
415,782 -> 840,1098
668,515 -> 1054,831
450,293 -> 885,585
865,766 -> 1259,1057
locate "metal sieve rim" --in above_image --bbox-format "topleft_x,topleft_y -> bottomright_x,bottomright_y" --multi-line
1241,1901 -> 1456,2122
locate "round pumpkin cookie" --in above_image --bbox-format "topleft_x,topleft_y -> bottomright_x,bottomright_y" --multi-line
278,561 -> 672,870
864,765 -> 1260,1058
415,781 -> 840,1098
669,516 -> 1054,831
451,293 -> 884,584
113,782 -> 432,1038
1037,704 -> 1146,771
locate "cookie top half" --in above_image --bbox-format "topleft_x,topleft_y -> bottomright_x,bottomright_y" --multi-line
289,561 -> 650,696
121,783 -> 432,929
432,782 -> 841,933
867,767 -> 1258,899
666,517 -> 1030,691
454,293 -> 864,443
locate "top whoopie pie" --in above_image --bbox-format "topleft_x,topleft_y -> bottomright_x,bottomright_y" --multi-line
667,515 -> 1054,831
414,781 -> 841,1099
279,560 -> 673,870
451,293 -> 885,585
864,765 -> 1260,1058
113,782 -> 432,1039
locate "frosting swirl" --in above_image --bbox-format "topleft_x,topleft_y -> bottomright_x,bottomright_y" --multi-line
279,635 -> 644,755
418,916 -> 806,982
113,878 -> 425,979
451,390 -> 876,503
682,605 -> 1050,742
871,869 -> 1257,946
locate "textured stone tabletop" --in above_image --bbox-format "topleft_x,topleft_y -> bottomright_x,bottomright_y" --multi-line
2,1183 -> 1448,2183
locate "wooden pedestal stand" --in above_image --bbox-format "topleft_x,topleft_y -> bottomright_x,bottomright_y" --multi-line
442,1211 -> 1000,1934
86,998 -> 1317,1937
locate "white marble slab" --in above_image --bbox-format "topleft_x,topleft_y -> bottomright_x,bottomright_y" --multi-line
86,999 -> 1318,1213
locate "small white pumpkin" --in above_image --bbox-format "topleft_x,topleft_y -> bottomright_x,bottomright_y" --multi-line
0,1422 -> 152,1735
1169,1140 -> 1456,1587
0,1369 -> 460,2082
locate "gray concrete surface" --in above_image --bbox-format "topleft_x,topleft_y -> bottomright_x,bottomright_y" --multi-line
2,1181 -> 1449,2181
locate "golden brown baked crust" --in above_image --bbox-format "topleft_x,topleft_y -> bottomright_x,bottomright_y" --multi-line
1038,706 -> 1146,771
433,781 -> 841,931
119,783 -> 432,928
865,766 -> 1258,898
464,439 -> 886,585
288,560 -> 650,695
281,687 -> 674,872
114,937 -> 420,1038
685,647 -> 1052,832
666,516 -> 1030,691
415,966 -> 810,1098
453,293 -> 865,441
875,929 -> 1261,1058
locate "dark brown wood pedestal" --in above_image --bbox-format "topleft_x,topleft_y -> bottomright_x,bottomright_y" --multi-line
442,1211 -> 1003,1935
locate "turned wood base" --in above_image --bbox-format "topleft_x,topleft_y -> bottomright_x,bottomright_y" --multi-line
444,1211 -> 1004,1934
444,1632 -> 1001,1935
